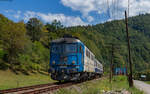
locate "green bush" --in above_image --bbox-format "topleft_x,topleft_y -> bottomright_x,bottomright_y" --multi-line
0,49 -> 5,59
0,59 -> 9,70
134,71 -> 150,81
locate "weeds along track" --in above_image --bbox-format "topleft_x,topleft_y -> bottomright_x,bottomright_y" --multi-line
0,78 -> 102,94
0,82 -> 74,94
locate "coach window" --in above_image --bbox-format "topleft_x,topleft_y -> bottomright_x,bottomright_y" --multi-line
86,50 -> 88,57
96,61 -> 97,67
91,55 -> 94,60
88,51 -> 90,58
86,50 -> 90,58
94,61 -> 96,66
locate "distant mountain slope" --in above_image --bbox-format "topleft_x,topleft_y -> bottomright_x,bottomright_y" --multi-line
66,14 -> 150,72
0,13 -> 150,73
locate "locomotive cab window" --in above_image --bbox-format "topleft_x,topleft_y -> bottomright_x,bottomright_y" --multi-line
51,44 -> 60,53
64,44 -> 77,53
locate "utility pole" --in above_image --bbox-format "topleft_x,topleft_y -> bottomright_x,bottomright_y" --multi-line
109,44 -> 114,83
125,11 -> 133,87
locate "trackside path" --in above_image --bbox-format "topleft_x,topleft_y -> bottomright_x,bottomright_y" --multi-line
134,80 -> 150,94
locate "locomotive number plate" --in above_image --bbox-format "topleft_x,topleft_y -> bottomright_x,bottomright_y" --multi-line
60,66 -> 67,68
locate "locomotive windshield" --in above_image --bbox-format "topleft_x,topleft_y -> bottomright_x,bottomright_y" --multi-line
51,44 -> 61,53
64,44 -> 77,53
51,43 -> 77,54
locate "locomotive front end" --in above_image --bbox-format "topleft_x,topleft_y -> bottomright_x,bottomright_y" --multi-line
49,38 -> 84,81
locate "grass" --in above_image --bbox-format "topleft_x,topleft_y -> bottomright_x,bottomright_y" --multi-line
55,76 -> 143,94
0,70 -> 55,90
144,81 -> 150,84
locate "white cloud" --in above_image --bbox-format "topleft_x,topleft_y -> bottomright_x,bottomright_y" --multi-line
87,16 -> 94,22
4,0 -> 150,25
61,0 -> 150,21
13,11 -> 21,19
61,0 -> 94,15
24,11 -> 87,26
4,10 -> 21,19
61,0 -> 97,22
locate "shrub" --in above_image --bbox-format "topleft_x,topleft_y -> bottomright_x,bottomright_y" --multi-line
0,59 -> 9,70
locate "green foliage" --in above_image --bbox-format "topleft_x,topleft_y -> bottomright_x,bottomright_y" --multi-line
0,59 -> 9,70
31,41 -> 49,71
64,14 -> 150,72
17,41 -> 49,73
134,70 -> 150,80
1,21 -> 27,68
56,76 -> 143,94
0,49 -> 4,59
26,18 -> 43,42
56,89 -> 78,94
0,13 -> 150,74
46,20 -> 63,33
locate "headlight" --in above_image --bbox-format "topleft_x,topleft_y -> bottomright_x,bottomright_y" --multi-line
49,68 -> 55,73
52,61 -> 55,64
72,61 -> 75,64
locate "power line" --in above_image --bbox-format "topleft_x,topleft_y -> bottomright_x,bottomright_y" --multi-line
112,0 -> 114,19
116,0 -> 119,19
107,0 -> 111,18
128,0 -> 130,17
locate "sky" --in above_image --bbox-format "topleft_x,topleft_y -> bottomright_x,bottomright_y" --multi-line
0,0 -> 150,26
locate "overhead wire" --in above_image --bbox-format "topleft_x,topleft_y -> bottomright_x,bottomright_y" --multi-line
112,0 -> 114,19
128,0 -> 130,17
116,0 -> 119,20
107,0 -> 111,19
114,0 -> 116,20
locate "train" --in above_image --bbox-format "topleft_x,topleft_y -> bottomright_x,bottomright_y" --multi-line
49,36 -> 103,82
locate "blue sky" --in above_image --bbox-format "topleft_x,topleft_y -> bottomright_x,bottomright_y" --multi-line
0,0 -> 149,26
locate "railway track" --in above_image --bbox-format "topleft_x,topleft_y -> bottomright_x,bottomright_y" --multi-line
0,82 -> 74,94
0,78 -> 102,94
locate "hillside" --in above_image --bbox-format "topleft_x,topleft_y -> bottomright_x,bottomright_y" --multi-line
0,13 -> 150,74
66,14 -> 150,72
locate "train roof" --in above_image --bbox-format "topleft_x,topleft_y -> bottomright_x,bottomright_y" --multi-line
51,38 -> 82,44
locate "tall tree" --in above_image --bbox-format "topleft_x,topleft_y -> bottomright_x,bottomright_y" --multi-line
46,20 -> 63,32
26,18 -> 43,42
1,22 -> 27,68
44,20 -> 64,46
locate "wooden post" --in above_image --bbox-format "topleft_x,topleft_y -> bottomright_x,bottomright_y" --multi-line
110,44 -> 114,83
125,10 -> 133,87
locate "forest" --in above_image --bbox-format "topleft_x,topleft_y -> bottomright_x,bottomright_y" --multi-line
0,13 -> 150,74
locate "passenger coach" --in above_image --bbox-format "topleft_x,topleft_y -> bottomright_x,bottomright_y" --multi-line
49,36 -> 103,82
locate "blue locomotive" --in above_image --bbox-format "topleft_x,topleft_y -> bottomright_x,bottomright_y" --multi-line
49,36 -> 103,81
